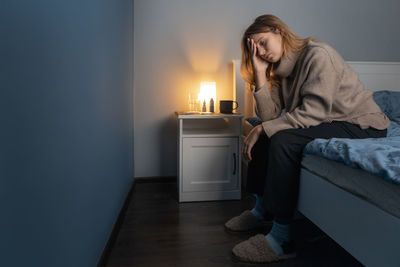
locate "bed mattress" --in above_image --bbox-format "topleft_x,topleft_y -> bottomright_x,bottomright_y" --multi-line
301,154 -> 400,219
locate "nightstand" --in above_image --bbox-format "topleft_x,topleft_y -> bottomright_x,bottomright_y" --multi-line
176,112 -> 243,202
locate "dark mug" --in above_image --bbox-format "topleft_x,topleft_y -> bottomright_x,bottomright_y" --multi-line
220,100 -> 239,114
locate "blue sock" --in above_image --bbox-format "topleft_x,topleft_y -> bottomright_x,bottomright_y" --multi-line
250,194 -> 265,220
265,221 -> 290,255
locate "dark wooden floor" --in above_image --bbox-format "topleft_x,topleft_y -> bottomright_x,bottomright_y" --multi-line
102,180 -> 362,267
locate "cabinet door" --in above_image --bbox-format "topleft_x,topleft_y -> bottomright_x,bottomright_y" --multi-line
182,137 -> 239,192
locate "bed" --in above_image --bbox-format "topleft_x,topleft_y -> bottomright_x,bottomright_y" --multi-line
232,59 -> 400,266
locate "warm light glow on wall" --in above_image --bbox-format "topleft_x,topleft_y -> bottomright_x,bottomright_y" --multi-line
198,81 -> 216,105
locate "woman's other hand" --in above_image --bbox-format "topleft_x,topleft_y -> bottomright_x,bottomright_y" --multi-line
242,124 -> 264,161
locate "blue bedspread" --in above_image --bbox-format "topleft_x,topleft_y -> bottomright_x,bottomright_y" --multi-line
304,91 -> 400,184
303,122 -> 400,184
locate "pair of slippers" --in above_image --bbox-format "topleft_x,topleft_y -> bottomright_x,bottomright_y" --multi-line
225,210 -> 296,264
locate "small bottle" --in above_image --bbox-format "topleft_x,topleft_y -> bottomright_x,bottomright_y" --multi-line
202,100 -> 206,112
209,98 -> 214,113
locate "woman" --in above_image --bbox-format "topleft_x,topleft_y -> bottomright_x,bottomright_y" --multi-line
225,14 -> 389,263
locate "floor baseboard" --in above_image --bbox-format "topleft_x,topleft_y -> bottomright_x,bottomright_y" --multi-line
135,176 -> 176,183
97,178 -> 136,267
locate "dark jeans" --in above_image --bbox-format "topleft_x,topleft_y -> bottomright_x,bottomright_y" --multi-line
246,121 -> 387,221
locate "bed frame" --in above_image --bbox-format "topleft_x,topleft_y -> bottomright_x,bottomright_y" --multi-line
232,59 -> 400,266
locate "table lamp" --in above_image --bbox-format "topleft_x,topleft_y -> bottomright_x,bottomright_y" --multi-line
198,81 -> 216,113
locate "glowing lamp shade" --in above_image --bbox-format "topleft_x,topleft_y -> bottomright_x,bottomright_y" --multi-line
198,81 -> 216,105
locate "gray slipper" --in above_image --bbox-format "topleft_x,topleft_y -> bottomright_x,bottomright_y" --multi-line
224,210 -> 271,232
232,234 -> 296,263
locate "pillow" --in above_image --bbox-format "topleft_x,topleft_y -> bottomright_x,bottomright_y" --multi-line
373,90 -> 400,124
245,117 -> 262,127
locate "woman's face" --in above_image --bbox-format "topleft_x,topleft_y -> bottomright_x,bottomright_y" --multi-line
250,31 -> 283,63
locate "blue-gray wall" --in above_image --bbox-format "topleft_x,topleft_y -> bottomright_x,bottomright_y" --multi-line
0,1 -> 133,266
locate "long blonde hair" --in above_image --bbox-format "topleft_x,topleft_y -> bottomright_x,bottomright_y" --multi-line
241,14 -> 315,88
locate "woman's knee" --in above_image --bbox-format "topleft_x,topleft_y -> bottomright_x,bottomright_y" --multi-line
268,130 -> 300,154
251,134 -> 269,154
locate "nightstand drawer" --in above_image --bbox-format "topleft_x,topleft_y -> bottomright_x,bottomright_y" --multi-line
182,137 -> 239,192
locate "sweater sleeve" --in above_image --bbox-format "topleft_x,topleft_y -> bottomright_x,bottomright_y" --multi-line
253,83 -> 283,121
262,48 -> 341,137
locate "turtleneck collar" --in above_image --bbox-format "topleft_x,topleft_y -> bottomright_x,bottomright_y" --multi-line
273,49 -> 301,78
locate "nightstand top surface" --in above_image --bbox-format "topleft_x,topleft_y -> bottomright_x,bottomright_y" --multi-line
176,112 -> 243,119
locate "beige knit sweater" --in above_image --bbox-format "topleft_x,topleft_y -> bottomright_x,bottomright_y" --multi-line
254,41 -> 390,137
